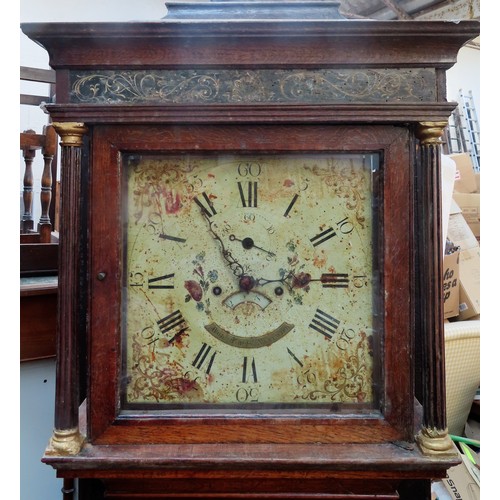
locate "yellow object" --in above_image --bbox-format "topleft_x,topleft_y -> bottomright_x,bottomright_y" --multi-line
444,320 -> 480,436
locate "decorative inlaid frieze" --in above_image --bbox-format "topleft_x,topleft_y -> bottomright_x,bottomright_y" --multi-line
70,68 -> 436,105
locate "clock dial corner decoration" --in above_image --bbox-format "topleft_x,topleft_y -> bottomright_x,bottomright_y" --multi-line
121,151 -> 382,412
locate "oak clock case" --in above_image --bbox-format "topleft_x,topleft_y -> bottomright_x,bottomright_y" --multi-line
20,7 -> 480,499
123,151 -> 380,411
88,124 -> 411,445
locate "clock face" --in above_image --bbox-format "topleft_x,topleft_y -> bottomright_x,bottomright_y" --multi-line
122,152 -> 380,410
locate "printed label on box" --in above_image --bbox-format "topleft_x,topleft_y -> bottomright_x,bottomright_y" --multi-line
443,249 -> 460,319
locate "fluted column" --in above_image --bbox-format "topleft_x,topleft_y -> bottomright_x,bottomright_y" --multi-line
45,122 -> 88,456
414,121 -> 455,456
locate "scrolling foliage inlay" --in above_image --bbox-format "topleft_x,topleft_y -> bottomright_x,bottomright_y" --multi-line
70,68 -> 436,105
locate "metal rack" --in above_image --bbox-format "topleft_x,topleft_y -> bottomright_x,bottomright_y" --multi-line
444,89 -> 480,171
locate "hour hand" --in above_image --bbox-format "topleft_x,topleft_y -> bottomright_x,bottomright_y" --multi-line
254,271 -> 295,289
254,271 -> 318,290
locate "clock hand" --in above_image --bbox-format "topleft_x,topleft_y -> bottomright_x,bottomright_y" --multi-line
254,271 -> 295,289
201,211 -> 247,280
229,234 -> 276,258
254,271 -> 314,290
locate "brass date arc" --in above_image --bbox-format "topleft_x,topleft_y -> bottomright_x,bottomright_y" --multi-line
205,322 -> 294,349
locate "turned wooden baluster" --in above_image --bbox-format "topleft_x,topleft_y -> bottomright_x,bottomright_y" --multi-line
38,124 -> 57,242
21,130 -> 36,233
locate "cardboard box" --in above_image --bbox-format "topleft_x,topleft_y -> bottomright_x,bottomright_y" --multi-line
453,193 -> 480,240
457,247 -> 480,321
449,153 -> 478,193
447,200 -> 479,252
446,200 -> 479,321
442,466 -> 480,500
441,154 -> 458,256
440,442 -> 479,500
443,248 -> 460,319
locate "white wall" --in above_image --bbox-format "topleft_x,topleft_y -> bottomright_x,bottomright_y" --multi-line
19,5 -> 168,500
20,0 -> 167,23
20,359 -> 59,500
447,45 -> 481,123
19,0 -> 168,226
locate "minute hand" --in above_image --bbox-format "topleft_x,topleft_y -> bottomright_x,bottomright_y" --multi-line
202,212 -> 246,279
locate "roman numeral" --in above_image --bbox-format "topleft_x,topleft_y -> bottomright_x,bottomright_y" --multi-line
320,273 -> 349,288
283,193 -> 299,217
194,192 -> 217,218
242,356 -> 258,383
192,343 -> 217,375
287,347 -> 303,367
310,227 -> 336,247
159,233 -> 186,243
157,309 -> 186,337
237,181 -> 258,208
148,273 -> 175,289
309,309 -> 340,339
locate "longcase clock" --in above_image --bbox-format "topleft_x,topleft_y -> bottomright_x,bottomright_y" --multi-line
22,2 -> 479,499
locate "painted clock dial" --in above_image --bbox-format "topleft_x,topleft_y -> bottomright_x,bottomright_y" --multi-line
122,153 -> 381,409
